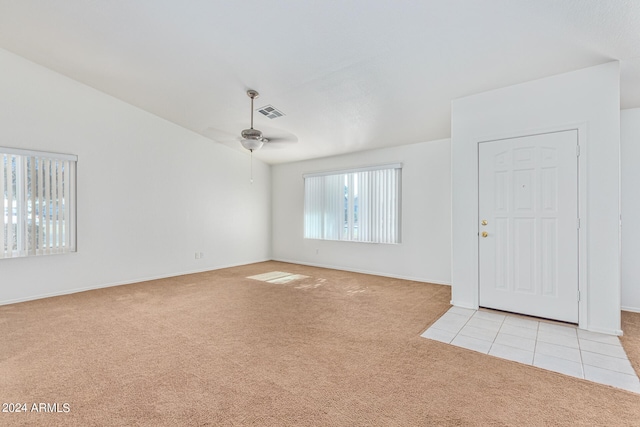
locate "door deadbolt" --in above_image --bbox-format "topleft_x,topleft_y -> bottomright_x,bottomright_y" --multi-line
481,220 -> 488,226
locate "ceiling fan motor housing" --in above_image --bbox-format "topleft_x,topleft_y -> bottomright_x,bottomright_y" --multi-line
241,128 -> 263,140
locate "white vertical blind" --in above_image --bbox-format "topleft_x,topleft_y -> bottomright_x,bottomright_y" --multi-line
44,158 -> 51,255
0,155 -> 4,255
1,148 -> 77,259
6,155 -> 16,254
303,164 -> 401,244
38,158 -> 45,255
29,156 -> 36,256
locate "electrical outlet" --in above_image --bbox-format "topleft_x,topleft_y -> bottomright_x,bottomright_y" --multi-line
315,248 -> 319,255
199,252 -> 204,258
195,252 -> 200,259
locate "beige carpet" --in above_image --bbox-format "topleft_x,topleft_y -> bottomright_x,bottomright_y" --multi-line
1,261 -> 639,426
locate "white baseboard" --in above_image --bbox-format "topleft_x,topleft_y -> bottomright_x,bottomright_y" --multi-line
585,325 -> 624,336
271,258 -> 452,286
0,258 -> 271,306
449,300 -> 478,310
622,306 -> 640,314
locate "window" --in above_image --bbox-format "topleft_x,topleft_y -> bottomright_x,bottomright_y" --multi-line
1,147 -> 77,258
304,163 -> 401,244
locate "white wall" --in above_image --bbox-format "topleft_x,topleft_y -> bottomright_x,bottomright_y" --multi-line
0,48 -> 271,305
272,139 -> 451,284
451,62 -> 621,335
621,108 -> 640,313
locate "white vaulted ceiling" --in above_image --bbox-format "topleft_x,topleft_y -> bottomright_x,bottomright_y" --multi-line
1,0 -> 639,164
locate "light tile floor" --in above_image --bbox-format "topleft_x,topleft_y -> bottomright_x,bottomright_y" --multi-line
421,307 -> 640,394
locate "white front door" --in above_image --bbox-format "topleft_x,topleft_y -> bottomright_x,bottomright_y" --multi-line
478,130 -> 579,323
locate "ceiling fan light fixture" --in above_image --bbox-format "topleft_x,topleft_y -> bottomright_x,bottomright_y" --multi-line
240,138 -> 264,151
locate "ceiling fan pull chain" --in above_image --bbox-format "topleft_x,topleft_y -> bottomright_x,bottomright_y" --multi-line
250,149 -> 254,184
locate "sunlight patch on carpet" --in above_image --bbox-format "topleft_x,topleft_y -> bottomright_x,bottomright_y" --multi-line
247,271 -> 309,284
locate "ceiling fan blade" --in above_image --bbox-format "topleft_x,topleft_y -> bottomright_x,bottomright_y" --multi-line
264,136 -> 298,144
202,127 -> 239,144
259,124 -> 298,147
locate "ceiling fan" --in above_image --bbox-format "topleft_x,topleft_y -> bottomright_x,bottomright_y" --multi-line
203,89 -> 296,152
237,89 -> 297,183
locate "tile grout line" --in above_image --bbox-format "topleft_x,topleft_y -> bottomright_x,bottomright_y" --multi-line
543,332 -> 593,380
487,314 -> 506,355
577,330 -> 586,379
451,310 -> 475,346
530,320 -> 540,367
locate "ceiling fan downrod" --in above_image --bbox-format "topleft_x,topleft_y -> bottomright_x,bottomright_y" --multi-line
240,89 -> 264,182
240,89 -> 264,150
248,89 -> 258,130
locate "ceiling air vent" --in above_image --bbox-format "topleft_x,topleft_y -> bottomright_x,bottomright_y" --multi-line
257,105 -> 285,119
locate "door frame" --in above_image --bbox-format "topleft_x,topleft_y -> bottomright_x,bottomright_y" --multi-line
475,123 -> 588,329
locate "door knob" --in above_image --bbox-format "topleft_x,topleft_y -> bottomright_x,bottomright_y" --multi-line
482,231 -> 488,238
